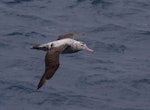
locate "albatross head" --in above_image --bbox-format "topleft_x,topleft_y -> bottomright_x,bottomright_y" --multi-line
76,41 -> 94,53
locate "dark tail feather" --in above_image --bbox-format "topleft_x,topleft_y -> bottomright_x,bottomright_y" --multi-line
31,45 -> 41,49
31,45 -> 48,51
37,75 -> 47,89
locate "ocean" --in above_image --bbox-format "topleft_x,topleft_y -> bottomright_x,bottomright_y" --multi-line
0,0 -> 150,110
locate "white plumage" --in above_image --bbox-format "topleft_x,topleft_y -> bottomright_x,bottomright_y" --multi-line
31,33 -> 94,53
38,38 -> 74,49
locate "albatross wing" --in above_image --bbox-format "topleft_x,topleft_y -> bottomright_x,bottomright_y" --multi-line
37,44 -> 67,89
57,33 -> 74,40
57,33 -> 83,40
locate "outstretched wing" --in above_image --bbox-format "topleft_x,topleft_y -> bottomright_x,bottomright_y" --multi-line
37,44 -> 67,89
57,33 -> 83,40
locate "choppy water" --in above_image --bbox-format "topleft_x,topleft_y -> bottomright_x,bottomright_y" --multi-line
0,0 -> 150,110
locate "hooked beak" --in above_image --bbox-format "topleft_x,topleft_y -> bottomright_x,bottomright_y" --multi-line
83,45 -> 94,53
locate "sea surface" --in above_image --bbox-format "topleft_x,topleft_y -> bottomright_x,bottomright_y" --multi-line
0,0 -> 150,110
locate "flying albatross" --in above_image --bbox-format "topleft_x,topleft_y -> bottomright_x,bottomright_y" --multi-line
31,33 -> 94,89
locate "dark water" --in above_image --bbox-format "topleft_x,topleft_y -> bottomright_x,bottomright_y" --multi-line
0,0 -> 150,110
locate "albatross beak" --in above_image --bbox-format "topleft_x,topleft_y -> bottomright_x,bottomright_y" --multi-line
83,45 -> 94,53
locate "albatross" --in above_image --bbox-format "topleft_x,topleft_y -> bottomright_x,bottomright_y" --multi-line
31,33 -> 94,89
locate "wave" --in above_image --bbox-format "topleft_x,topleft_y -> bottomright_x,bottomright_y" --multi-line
2,0 -> 33,4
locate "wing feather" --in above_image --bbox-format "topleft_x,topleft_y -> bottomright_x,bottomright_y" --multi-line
57,33 -> 83,40
37,44 -> 67,89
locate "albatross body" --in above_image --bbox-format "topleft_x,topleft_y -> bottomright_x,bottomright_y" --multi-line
32,38 -> 93,53
31,33 -> 93,89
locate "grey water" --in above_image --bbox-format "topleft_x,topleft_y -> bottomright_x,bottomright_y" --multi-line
0,0 -> 150,110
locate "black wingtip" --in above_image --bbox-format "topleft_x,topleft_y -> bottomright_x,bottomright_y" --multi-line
37,86 -> 40,89
37,77 -> 47,89
37,82 -> 43,89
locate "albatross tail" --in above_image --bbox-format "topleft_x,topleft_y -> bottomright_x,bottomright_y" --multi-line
31,44 -> 48,51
